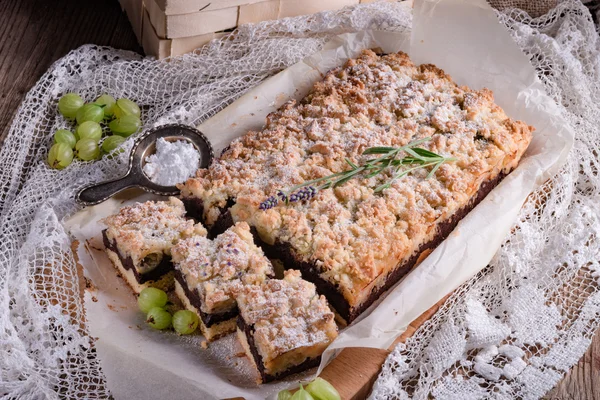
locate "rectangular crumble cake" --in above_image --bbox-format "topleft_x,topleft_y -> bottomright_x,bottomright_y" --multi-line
101,197 -> 206,293
236,270 -> 338,383
179,49 -> 534,324
170,221 -> 274,340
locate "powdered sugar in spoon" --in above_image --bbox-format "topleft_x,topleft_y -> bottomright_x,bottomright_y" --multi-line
76,124 -> 213,205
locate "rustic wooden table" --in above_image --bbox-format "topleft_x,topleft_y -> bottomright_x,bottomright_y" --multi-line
1,0 -> 598,398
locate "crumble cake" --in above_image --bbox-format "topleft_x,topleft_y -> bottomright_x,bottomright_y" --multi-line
236,270 -> 338,383
179,49 -> 534,323
101,197 -> 206,293
171,221 -> 274,340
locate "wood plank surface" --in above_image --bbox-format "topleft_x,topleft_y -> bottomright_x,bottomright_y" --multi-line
0,0 -> 597,399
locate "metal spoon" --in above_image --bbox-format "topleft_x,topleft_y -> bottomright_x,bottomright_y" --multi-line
76,124 -> 214,205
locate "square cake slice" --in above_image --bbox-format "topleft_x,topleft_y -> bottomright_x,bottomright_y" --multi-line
236,270 -> 338,383
171,221 -> 274,341
101,197 -> 206,293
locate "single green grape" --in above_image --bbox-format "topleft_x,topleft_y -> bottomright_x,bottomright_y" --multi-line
146,307 -> 172,330
76,103 -> 104,124
101,135 -> 126,153
76,121 -> 102,142
305,378 -> 341,400
94,94 -> 116,118
137,287 -> 168,314
58,93 -> 84,119
109,115 -> 141,137
291,385 -> 314,400
53,129 -> 77,149
47,143 -> 74,169
75,138 -> 100,161
113,98 -> 141,118
172,310 -> 199,335
278,390 -> 293,400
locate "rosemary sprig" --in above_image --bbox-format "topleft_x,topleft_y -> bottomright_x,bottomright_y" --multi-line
259,137 -> 456,210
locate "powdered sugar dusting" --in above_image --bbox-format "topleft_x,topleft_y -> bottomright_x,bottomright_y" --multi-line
144,138 -> 200,186
236,270 -> 338,362
171,222 -> 273,314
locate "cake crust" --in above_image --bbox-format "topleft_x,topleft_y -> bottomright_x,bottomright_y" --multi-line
101,197 -> 205,293
235,270 -> 338,382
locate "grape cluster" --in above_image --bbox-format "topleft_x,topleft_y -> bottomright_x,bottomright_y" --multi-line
47,93 -> 142,169
137,287 -> 199,334
278,378 -> 341,400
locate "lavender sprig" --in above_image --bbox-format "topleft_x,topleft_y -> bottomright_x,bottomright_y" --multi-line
260,137 -> 456,210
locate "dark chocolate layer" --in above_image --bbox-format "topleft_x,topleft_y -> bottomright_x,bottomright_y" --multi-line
181,197 -> 234,239
237,316 -> 321,383
102,230 -> 173,284
173,269 -> 238,327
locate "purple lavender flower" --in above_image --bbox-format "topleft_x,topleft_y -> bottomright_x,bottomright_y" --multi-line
259,196 -> 278,210
261,186 -> 318,210
277,190 -> 288,202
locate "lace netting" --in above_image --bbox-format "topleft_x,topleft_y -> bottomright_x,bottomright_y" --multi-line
0,4 -> 410,399
0,1 -> 596,399
370,1 -> 600,398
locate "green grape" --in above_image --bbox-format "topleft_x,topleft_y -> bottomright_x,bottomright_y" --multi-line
146,307 -> 172,330
47,143 -> 74,169
172,310 -> 199,335
76,121 -> 102,142
291,385 -> 314,400
278,390 -> 293,400
113,98 -> 141,118
58,93 -> 84,119
53,129 -> 76,149
94,94 -> 116,118
101,135 -> 126,153
109,115 -> 141,137
76,103 -> 104,124
306,378 -> 341,400
137,287 -> 168,314
75,138 -> 100,161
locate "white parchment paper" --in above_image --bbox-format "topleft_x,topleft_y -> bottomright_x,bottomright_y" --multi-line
67,0 -> 573,398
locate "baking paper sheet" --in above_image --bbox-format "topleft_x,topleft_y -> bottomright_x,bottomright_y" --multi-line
66,0 -> 573,398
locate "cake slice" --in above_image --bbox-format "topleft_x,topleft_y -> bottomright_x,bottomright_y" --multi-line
101,197 -> 206,293
170,221 -> 274,341
179,49 -> 534,324
236,270 -> 338,383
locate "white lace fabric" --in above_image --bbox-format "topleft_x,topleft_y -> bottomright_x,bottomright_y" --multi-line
0,1 -> 596,399
371,1 -> 600,398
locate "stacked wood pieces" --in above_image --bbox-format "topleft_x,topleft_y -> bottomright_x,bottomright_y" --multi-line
118,0 -> 384,58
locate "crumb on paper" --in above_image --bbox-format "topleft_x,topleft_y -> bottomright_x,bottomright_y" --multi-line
107,304 -> 117,312
91,296 -> 98,303
201,340 -> 208,349
85,277 -> 96,291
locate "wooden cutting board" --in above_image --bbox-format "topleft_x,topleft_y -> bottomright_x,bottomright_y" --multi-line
319,295 -> 449,400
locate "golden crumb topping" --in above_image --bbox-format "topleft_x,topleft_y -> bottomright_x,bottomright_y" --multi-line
236,270 -> 338,362
171,222 -> 273,314
179,50 -> 533,305
101,197 -> 206,269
